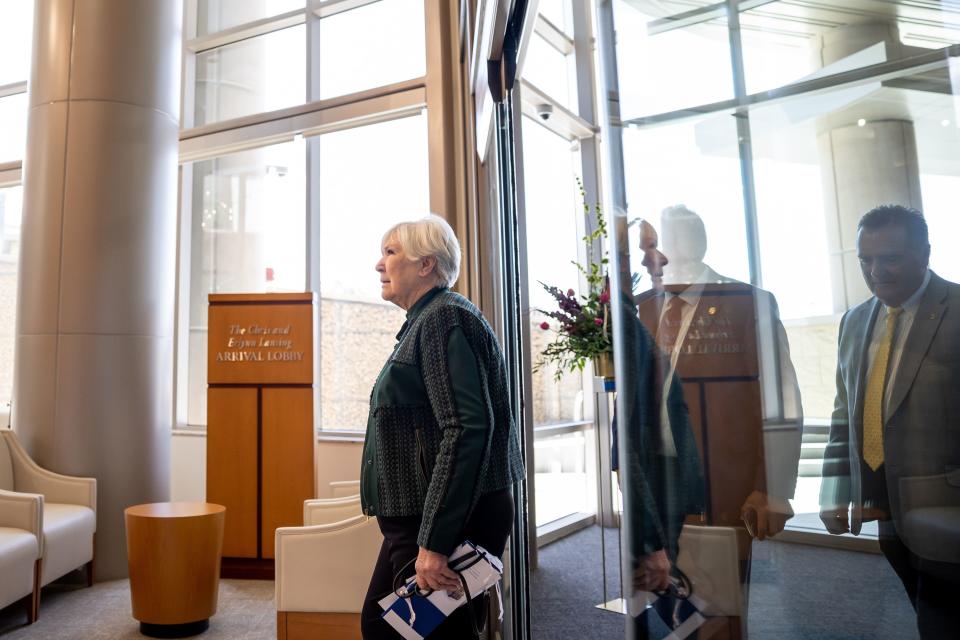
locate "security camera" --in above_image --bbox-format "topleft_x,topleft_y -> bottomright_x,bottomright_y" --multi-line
536,104 -> 553,121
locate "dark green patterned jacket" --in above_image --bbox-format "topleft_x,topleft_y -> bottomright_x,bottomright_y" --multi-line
360,287 -> 525,555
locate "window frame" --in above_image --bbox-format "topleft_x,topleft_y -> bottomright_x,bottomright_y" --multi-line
175,0 -> 459,435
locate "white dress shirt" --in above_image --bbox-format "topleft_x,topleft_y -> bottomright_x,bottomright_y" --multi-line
656,265 -> 731,456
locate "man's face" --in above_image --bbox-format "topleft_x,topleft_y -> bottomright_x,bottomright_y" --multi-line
857,224 -> 929,307
639,221 -> 668,291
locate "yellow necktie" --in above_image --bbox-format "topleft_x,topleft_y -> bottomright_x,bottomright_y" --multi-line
863,307 -> 903,471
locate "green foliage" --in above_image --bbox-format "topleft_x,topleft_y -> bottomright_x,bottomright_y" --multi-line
534,178 -> 612,381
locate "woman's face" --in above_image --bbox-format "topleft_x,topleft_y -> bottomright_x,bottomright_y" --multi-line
375,237 -> 431,309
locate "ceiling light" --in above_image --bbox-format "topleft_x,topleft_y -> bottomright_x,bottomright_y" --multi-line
857,118 -> 866,127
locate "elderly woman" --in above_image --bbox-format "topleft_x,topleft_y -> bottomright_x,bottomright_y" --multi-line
359,215 -> 525,639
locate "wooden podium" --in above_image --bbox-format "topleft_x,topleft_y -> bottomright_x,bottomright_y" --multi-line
638,284 -> 761,639
207,293 -> 317,579
638,283 -> 764,528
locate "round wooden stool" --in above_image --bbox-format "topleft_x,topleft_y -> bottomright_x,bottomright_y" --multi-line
124,502 -> 226,638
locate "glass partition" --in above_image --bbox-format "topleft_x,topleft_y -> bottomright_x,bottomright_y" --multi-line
740,0 -> 960,95
596,0 -> 960,638
612,0 -> 733,119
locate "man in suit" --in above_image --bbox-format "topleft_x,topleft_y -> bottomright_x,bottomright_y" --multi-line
639,208 -> 802,536
613,216 -> 705,595
819,204 -> 960,638
636,207 -> 803,638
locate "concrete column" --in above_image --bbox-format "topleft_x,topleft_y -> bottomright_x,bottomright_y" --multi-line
14,0 -> 182,579
814,22 -> 923,311
819,121 -> 922,309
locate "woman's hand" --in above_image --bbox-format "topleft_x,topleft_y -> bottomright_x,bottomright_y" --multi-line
415,547 -> 461,593
633,549 -> 671,592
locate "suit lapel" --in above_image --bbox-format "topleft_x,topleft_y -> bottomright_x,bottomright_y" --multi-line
886,274 -> 948,421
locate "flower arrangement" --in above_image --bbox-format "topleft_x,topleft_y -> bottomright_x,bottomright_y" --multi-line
534,180 -> 612,381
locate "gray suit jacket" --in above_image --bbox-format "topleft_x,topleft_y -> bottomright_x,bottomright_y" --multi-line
821,272 -> 960,562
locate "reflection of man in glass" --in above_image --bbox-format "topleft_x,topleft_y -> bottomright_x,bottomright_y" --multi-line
636,206 -> 803,635
819,206 -> 960,638
615,216 -> 704,596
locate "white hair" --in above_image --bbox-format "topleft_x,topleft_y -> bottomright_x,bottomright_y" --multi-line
383,214 -> 461,287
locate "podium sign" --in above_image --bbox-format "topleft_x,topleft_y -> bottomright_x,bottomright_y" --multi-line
207,293 -> 317,578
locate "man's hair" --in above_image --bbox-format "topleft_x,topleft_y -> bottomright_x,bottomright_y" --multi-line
661,204 -> 707,262
858,205 -> 929,249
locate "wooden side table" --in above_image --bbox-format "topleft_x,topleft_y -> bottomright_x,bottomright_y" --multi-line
125,502 -> 226,638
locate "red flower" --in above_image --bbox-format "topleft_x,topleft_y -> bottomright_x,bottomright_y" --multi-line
566,288 -> 576,297
539,321 -> 550,330
599,291 -> 610,304
594,317 -> 603,326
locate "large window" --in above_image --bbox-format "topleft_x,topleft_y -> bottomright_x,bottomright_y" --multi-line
0,0 -> 33,415
194,25 -> 307,127
187,0 -> 427,128
317,114 -> 430,431
517,0 -> 600,531
315,0 -> 425,100
179,0 -> 431,432
185,139 -> 307,426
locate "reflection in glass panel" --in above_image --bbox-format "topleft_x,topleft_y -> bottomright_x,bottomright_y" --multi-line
741,0 -> 960,94
622,116 -> 751,284
748,63 -> 960,535
534,430 -> 590,526
195,0 -> 303,36
194,24 -> 306,126
0,185 -> 22,407
0,0 -> 33,86
522,32 -> 576,109
521,116 -> 584,426
538,0 -> 570,34
186,139 -> 306,425
316,0 -> 425,100
613,0 -> 732,118
317,114 -> 429,430
599,2 -> 960,636
0,93 -> 28,164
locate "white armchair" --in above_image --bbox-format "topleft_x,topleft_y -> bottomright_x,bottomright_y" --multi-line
275,497 -> 382,640
303,494 -> 363,525
329,479 -> 360,499
0,488 -> 42,623
0,429 -> 96,617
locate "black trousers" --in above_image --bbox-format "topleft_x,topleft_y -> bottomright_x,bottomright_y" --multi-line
878,520 -> 960,640
360,489 -> 514,640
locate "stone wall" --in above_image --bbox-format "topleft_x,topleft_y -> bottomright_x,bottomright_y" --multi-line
318,301 -> 588,429
319,298 -> 404,429
529,318 -> 587,425
782,316 -> 842,421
